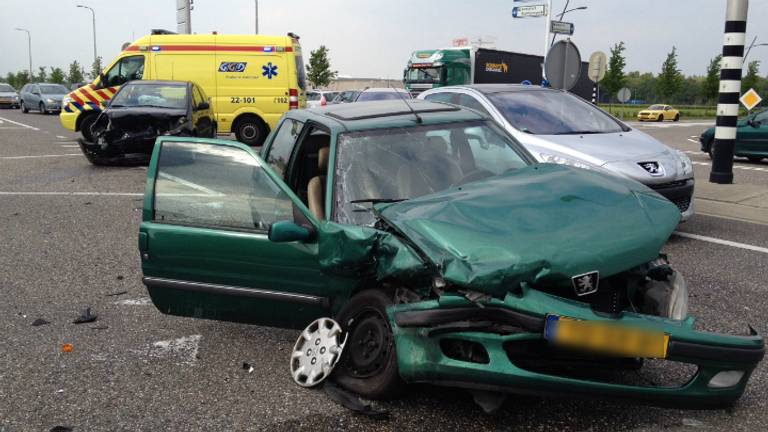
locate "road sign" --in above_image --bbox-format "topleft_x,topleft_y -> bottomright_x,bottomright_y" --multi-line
550,21 -> 574,36
740,88 -> 762,111
512,4 -> 548,18
545,40 -> 581,91
617,87 -> 631,103
587,51 -> 607,83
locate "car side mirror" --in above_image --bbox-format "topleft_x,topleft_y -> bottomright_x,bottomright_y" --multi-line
197,101 -> 210,110
747,118 -> 758,127
268,220 -> 312,243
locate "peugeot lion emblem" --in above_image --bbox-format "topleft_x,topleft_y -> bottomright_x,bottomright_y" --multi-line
571,271 -> 599,296
638,161 -> 665,177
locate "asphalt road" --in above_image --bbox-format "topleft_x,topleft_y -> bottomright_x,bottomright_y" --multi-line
1,111 -> 767,431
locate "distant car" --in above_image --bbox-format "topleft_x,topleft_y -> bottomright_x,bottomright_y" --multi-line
419,84 -> 695,221
19,83 -> 69,114
638,104 -> 680,122
0,83 -> 20,109
699,108 -> 768,163
79,80 -> 215,166
306,91 -> 339,108
355,87 -> 411,102
329,90 -> 361,104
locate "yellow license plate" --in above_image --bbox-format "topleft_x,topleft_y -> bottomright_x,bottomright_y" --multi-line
544,315 -> 669,358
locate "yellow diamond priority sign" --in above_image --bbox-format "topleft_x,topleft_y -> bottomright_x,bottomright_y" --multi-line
740,88 -> 762,111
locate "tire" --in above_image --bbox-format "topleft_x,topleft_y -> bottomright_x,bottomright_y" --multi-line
747,156 -> 764,163
79,113 -> 99,142
20,101 -> 28,113
333,289 -> 404,400
39,102 -> 47,114
657,114 -> 664,122
707,139 -> 714,160
674,114 -> 680,122
233,116 -> 268,147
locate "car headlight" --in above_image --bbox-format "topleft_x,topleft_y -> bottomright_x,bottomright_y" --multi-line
667,271 -> 689,320
676,150 -> 693,177
13,95 -> 19,101
46,98 -> 56,104
539,153 -> 597,170
62,96 -> 72,106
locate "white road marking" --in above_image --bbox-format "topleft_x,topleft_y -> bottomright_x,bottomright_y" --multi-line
158,171 -> 222,196
691,161 -> 768,172
146,335 -> 202,366
114,297 -> 152,306
0,191 -> 143,196
674,231 -> 768,254
56,135 -> 67,139
61,145 -> 80,148
0,116 -> 40,131
0,154 -> 81,160
687,138 -> 699,144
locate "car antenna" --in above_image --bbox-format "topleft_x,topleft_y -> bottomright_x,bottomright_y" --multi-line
388,80 -> 421,124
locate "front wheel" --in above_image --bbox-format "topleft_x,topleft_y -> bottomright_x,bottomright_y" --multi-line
674,114 -> 680,122
79,114 -> 99,142
747,156 -> 764,163
20,101 -> 28,113
39,102 -> 47,114
333,289 -> 404,399
657,114 -> 664,122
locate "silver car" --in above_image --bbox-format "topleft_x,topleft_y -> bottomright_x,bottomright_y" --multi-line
0,83 -> 20,109
419,84 -> 695,221
19,83 -> 69,114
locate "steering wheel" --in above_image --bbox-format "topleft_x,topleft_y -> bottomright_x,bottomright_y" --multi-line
452,169 -> 493,187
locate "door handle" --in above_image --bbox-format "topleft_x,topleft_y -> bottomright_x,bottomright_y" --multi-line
138,231 -> 149,260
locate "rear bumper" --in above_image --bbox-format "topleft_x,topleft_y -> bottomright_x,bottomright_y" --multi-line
389,289 -> 763,409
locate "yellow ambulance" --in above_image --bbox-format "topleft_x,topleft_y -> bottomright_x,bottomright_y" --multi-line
60,30 -> 307,146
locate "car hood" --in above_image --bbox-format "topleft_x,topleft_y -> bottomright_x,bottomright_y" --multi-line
42,94 -> 65,101
519,129 -> 685,184
0,91 -> 17,97
102,107 -> 187,128
377,164 -> 680,297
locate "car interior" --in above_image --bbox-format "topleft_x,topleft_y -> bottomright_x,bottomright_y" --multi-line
285,127 -> 331,220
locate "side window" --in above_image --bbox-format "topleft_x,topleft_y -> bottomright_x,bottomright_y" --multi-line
154,141 -> 293,231
463,125 -> 527,174
265,119 -> 304,179
753,110 -> 768,124
424,92 -> 457,104
101,55 -> 145,88
191,86 -> 203,108
457,94 -> 490,116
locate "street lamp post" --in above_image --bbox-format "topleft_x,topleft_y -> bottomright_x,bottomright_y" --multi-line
743,36 -> 768,63
551,5 -> 587,47
77,5 -> 97,67
254,0 -> 259,34
14,28 -> 32,81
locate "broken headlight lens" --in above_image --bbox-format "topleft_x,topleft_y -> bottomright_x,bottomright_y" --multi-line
676,150 -> 693,177
539,153 -> 597,171
667,271 -> 689,320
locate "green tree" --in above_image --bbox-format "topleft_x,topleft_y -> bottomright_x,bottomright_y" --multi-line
656,46 -> 684,102
702,54 -> 721,104
36,66 -> 48,83
741,60 -> 760,93
4,72 -> 18,89
90,56 -> 103,80
601,41 -> 626,102
67,60 -> 85,84
305,45 -> 337,88
50,67 -> 66,84
14,71 -> 31,88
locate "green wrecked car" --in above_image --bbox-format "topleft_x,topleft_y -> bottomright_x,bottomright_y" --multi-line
139,100 -> 763,408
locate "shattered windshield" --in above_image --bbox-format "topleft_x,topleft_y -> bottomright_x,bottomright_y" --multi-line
334,121 -> 530,226
488,90 -> 626,135
110,84 -> 187,109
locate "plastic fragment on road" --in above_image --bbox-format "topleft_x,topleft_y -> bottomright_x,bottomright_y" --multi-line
323,381 -> 389,420
49,426 -> 73,432
32,318 -> 50,326
290,318 -> 346,387
105,290 -> 128,297
72,307 -> 97,324
61,343 -> 73,353
242,362 -> 254,373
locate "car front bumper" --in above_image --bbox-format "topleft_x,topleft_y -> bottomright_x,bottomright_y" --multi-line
647,178 -> 695,221
389,288 -> 763,409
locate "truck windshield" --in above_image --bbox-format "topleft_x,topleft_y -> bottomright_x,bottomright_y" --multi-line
488,90 -> 627,135
406,67 -> 441,83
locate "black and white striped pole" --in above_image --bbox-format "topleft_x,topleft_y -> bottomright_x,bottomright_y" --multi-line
710,0 -> 749,184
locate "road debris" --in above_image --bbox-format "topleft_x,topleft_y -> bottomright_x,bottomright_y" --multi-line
290,318 -> 346,387
49,426 -> 73,432
61,343 -> 73,353
242,362 -> 254,373
32,318 -> 50,326
73,307 -> 97,324
105,290 -> 128,297
323,381 -> 389,420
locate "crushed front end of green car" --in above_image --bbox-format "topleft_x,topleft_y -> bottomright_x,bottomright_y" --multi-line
389,289 -> 763,409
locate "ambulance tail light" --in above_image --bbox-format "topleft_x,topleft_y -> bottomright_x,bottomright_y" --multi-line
320,95 -> 327,106
289,89 -> 299,110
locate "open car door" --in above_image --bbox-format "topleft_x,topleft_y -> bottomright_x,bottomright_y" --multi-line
139,137 -> 330,329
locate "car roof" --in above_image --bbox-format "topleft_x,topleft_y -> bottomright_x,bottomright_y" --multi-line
126,80 -> 189,87
437,84 -> 560,95
362,87 -> 408,93
290,100 -> 484,132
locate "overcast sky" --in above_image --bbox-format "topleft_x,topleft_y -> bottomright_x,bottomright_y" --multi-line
1,0 -> 767,79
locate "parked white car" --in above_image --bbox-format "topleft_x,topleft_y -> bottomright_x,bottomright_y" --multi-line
419,84 -> 695,221
306,90 -> 340,108
356,87 -> 412,102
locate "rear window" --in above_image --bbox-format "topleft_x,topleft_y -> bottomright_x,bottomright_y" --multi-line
356,91 -> 411,102
294,47 -> 307,90
307,92 -> 321,101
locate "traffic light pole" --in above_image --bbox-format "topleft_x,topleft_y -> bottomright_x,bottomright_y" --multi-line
710,0 -> 749,184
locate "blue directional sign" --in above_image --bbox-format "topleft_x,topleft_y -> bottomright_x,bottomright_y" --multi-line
512,4 -> 547,18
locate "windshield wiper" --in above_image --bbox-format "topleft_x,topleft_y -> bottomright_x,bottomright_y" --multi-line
349,198 -> 408,204
553,130 -> 604,135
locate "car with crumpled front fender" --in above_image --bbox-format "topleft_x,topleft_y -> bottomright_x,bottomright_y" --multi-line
138,100 -> 763,408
